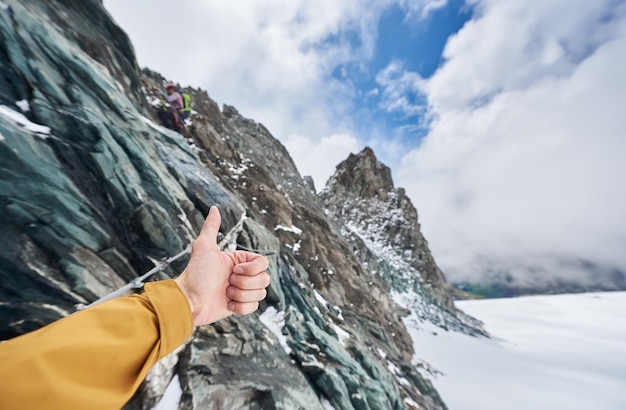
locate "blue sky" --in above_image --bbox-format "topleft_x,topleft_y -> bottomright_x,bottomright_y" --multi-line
354,0 -> 471,146
104,0 -> 626,289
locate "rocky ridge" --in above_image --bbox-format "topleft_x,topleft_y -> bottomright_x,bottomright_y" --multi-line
320,148 -> 483,334
0,0 -> 484,409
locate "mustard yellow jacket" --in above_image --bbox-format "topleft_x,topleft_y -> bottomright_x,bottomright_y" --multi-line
0,280 -> 193,409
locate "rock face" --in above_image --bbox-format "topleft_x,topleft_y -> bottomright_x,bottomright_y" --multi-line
0,1 -> 484,409
320,148 -> 483,334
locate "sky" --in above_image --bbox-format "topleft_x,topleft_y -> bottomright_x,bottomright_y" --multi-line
103,0 -> 626,289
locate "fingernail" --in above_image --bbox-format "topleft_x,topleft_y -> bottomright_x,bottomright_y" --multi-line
233,266 -> 243,274
227,287 -> 235,297
228,302 -> 236,311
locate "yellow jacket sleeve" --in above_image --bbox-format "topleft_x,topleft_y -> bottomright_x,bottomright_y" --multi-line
0,280 -> 193,410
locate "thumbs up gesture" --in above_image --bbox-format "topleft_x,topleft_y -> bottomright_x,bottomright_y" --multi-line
174,207 -> 271,326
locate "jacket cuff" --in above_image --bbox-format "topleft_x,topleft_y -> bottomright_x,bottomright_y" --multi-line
143,280 -> 194,357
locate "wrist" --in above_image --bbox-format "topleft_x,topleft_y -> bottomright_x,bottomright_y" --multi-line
174,275 -> 198,326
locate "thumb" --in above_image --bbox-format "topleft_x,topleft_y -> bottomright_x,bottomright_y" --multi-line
198,206 -> 222,244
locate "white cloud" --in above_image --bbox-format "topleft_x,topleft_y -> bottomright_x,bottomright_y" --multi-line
399,0 -> 450,20
376,60 -> 427,117
426,0 -> 623,112
284,133 -> 361,189
396,0 -> 626,287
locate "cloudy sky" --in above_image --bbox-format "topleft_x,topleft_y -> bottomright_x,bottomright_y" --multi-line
104,0 -> 626,288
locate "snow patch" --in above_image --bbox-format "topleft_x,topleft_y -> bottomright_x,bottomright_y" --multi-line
301,360 -> 325,370
176,212 -> 196,243
141,115 -> 163,132
386,360 -> 411,387
0,105 -> 51,137
274,224 -> 302,235
387,360 -> 401,375
334,305 -> 344,321
149,97 -> 162,108
314,290 -> 329,308
228,161 -> 249,177
404,397 -> 419,409
259,306 -> 291,354
15,100 -> 30,112
396,376 -> 411,387
151,375 -> 182,410
332,324 -> 350,346
320,396 -> 336,410
292,240 -> 301,253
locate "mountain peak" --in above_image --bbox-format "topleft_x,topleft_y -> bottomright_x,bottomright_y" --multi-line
321,148 -> 483,333
325,147 -> 394,199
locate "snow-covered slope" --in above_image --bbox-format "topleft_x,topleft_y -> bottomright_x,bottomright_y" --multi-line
406,291 -> 626,410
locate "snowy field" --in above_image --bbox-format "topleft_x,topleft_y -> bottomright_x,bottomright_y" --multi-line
407,291 -> 626,410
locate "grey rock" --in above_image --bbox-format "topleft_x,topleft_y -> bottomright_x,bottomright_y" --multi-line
321,148 -> 486,335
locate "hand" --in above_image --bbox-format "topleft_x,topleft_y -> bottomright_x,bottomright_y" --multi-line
174,206 -> 270,326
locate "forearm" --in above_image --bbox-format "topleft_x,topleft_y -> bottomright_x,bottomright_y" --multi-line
0,280 -> 193,410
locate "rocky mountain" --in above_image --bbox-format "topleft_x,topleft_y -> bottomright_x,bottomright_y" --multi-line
320,149 -> 482,334
0,0 -> 484,409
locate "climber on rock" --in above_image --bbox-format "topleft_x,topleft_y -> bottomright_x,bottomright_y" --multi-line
157,82 -> 184,133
